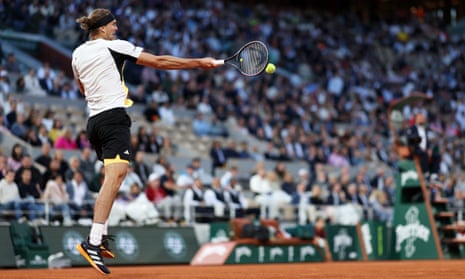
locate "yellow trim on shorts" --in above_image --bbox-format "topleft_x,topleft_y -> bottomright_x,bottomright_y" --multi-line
103,154 -> 129,165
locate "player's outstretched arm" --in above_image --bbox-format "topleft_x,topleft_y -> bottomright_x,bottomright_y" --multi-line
136,52 -> 218,70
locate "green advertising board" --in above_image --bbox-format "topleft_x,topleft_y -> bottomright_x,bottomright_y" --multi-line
209,222 -> 231,243
225,244 -> 324,264
40,225 -> 199,265
325,225 -> 365,261
361,221 -> 391,260
0,225 -> 17,267
392,203 -> 438,259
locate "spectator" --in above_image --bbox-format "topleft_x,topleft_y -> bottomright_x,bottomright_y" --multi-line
66,170 -> 94,220
119,163 -> 143,194
158,102 -> 176,126
210,140 -> 227,175
48,118 -> 64,144
14,154 -> 43,191
220,165 -> 239,188
132,151 -> 150,185
75,130 -> 91,149
145,173 -> 167,205
183,177 -> 206,223
23,68 -> 47,96
192,112 -> 211,136
109,183 -> 159,226
290,181 -> 314,224
0,169 -> 21,221
16,168 -> 44,223
54,127 -> 78,150
79,147 -> 95,185
42,174 -> 73,225
10,113 -> 27,139
4,53 -> 21,74
204,177 -> 228,219
143,100 -> 160,123
158,165 -> 182,222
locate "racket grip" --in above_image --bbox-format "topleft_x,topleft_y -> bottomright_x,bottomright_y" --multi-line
213,60 -> 225,66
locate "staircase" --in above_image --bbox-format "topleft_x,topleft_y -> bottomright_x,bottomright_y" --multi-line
430,195 -> 465,259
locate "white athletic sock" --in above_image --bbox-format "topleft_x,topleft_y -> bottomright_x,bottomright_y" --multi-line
89,222 -> 105,246
103,220 -> 108,236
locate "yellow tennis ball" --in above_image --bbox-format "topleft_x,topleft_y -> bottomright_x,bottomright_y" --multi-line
265,63 -> 276,74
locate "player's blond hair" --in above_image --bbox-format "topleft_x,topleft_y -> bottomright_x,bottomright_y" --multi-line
76,8 -> 113,34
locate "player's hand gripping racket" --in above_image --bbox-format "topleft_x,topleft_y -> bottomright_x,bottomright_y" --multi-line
213,41 -> 269,77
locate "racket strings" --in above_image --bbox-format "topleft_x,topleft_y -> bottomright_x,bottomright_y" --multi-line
239,42 -> 268,75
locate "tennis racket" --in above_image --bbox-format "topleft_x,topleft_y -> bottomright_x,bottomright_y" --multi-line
213,41 -> 269,77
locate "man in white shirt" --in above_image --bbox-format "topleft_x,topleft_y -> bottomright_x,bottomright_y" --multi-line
0,169 -> 21,220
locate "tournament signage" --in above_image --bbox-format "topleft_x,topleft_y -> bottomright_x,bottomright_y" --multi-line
392,204 -> 437,259
392,159 -> 440,260
41,226 -> 199,265
225,244 -> 324,264
191,242 -> 324,265
361,221 -> 391,260
325,225 -> 365,261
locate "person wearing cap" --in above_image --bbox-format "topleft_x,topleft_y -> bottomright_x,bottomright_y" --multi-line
71,8 -> 219,274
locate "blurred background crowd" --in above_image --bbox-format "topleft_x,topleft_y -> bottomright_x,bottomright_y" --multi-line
0,0 -> 465,227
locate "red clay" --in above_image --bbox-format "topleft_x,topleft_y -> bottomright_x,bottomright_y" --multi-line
1,260 -> 464,279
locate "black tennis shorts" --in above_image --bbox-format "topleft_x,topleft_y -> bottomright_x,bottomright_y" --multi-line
86,107 -> 132,163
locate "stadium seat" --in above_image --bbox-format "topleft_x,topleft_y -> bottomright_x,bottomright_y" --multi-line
9,222 -> 49,268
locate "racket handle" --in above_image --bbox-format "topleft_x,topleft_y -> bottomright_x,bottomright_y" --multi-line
213,59 -> 225,66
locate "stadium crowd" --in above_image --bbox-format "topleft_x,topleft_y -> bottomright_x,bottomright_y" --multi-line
0,0 -> 465,226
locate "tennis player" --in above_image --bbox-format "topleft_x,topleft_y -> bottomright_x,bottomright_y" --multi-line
72,8 -> 218,275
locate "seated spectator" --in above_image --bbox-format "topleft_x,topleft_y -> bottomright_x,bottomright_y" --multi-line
158,102 -> 176,126
210,140 -> 227,175
158,166 -> 182,222
183,177 -> 206,223
48,119 -> 64,145
16,168 -> 45,223
290,182 -> 315,224
23,68 -> 47,96
0,169 -> 21,221
132,151 -> 150,185
108,183 -> 159,226
14,154 -> 43,192
7,143 -> 24,172
75,130 -> 91,149
176,164 -> 196,191
369,189 -> 393,223
54,128 -> 78,150
204,177 -> 229,219
209,116 -> 228,137
66,170 -> 94,220
42,174 -> 73,225
145,173 -> 167,205
37,124 -> 53,146
192,113 -> 211,136
143,100 -> 160,123
119,163 -> 144,194
4,53 -> 21,75
10,113 -> 28,139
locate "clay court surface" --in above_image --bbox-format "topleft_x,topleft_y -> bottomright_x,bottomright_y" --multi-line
1,260 -> 465,279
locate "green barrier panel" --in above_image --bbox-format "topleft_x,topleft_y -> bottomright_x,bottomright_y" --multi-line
392,159 -> 440,260
209,222 -> 231,242
224,243 -> 324,264
392,203 -> 438,259
325,224 -> 365,261
40,225 -> 199,265
0,225 -> 17,267
361,221 -> 391,260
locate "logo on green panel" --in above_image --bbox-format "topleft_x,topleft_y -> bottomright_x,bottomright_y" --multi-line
62,230 -> 85,261
163,231 -> 186,259
395,206 -> 430,258
300,245 -> 316,261
333,228 -> 355,260
400,170 -> 418,186
115,231 -> 139,260
235,246 -> 252,262
361,223 -> 373,255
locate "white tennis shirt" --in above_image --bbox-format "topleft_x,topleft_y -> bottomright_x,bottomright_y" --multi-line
72,39 -> 143,117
